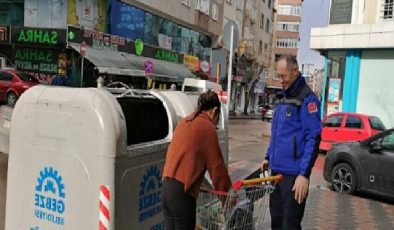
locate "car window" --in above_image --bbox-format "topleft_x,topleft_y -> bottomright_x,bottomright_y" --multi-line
345,116 -> 363,129
183,86 -> 204,93
17,72 -> 39,83
0,72 -> 13,81
323,115 -> 343,127
381,131 -> 394,152
369,117 -> 386,131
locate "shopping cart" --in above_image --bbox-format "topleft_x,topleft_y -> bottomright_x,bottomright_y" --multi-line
196,174 -> 282,230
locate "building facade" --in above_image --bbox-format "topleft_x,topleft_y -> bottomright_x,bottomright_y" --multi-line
310,0 -> 394,127
223,0 -> 275,114
1,0 -> 230,89
265,0 -> 302,105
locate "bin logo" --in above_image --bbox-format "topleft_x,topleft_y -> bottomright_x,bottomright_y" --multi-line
34,166 -> 66,226
139,166 -> 162,223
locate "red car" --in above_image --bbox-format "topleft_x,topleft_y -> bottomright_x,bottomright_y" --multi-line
320,112 -> 386,151
0,70 -> 39,106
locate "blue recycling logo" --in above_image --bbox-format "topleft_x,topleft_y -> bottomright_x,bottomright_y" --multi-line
34,167 -> 66,226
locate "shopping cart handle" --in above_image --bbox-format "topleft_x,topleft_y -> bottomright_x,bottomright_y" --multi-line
232,174 -> 283,190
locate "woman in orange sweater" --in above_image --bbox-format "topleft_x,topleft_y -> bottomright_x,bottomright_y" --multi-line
162,91 -> 232,230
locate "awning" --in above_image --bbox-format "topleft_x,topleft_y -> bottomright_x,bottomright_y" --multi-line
68,43 -> 193,82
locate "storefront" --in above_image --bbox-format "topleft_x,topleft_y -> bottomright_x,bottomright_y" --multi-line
67,26 -> 194,89
0,26 -> 69,85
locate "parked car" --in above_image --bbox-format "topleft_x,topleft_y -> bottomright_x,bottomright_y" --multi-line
323,128 -> 394,199
0,70 -> 39,106
320,112 -> 386,151
259,104 -> 274,121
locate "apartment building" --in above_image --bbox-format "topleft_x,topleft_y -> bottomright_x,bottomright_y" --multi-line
266,0 -> 302,105
310,0 -> 394,127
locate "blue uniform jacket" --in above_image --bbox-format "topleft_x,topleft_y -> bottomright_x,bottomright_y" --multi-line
266,75 -> 322,178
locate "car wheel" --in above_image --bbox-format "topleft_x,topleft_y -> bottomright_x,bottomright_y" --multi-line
330,163 -> 357,194
6,92 -> 18,107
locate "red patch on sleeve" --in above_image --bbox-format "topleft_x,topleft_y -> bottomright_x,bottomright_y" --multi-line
308,102 -> 318,113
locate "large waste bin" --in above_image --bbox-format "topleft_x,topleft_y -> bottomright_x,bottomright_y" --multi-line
5,86 -> 228,230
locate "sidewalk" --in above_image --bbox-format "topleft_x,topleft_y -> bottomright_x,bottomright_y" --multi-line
229,112 -> 262,120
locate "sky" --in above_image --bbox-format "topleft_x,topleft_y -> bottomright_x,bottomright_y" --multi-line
298,0 -> 330,73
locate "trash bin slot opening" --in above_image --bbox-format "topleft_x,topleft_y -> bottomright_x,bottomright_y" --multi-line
117,97 -> 169,145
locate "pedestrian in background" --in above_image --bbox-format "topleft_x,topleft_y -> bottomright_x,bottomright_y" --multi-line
262,54 -> 322,230
162,90 -> 232,230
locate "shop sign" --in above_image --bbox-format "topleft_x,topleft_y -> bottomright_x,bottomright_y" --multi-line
13,47 -> 59,74
0,26 -> 10,43
68,26 -> 133,53
67,26 -> 184,64
184,55 -> 199,72
328,78 -> 341,102
11,27 -> 66,47
199,60 -> 211,74
154,49 -> 179,63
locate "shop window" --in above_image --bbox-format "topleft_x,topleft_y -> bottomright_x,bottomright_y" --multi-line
117,96 -> 169,145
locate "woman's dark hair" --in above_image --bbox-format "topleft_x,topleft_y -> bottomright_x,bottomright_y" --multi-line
193,90 -> 221,119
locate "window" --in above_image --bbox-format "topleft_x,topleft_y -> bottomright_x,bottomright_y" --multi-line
268,0 -> 272,9
265,19 -> 270,33
381,0 -> 394,20
324,115 -> 343,128
277,22 -> 300,32
276,37 -> 299,49
369,117 -> 386,131
260,14 -> 265,29
196,0 -> 210,15
345,116 -> 363,129
212,2 -> 219,20
278,5 -> 301,16
237,0 -> 244,10
274,54 -> 281,62
182,0 -> 190,6
0,72 -> 13,81
264,43 -> 268,56
259,41 -> 263,54
381,131 -> 394,151
273,71 -> 279,80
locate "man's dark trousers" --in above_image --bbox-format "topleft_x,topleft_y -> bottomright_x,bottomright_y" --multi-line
270,174 -> 307,230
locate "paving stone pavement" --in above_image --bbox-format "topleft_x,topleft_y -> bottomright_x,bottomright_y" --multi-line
228,119 -> 394,230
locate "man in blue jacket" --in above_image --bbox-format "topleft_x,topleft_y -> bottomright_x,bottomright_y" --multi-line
262,54 -> 322,230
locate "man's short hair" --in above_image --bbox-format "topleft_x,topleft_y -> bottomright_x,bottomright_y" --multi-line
278,54 -> 298,70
